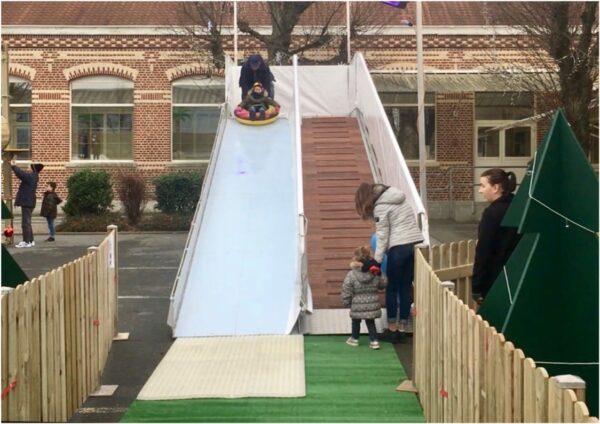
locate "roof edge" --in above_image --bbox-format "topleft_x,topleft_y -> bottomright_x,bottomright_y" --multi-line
1,25 -> 526,36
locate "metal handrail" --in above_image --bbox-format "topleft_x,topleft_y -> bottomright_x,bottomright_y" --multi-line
289,54 -> 312,325
167,58 -> 234,330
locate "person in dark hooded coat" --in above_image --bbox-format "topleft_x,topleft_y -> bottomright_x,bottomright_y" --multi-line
11,160 -> 44,247
239,54 -> 275,101
471,168 -> 521,303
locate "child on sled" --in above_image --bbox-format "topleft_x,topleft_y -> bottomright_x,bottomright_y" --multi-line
239,82 -> 280,120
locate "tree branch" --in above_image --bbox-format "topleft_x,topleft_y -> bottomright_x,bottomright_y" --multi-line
237,19 -> 270,45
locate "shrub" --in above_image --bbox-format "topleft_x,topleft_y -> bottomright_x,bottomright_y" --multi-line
57,213 -> 130,232
56,212 -> 192,233
117,173 -> 147,225
135,212 -> 193,232
153,172 -> 202,215
63,170 -> 113,216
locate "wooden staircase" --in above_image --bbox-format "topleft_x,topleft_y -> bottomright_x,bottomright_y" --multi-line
301,117 -> 375,308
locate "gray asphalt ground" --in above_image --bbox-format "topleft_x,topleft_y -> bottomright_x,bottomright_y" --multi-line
5,219 -> 478,423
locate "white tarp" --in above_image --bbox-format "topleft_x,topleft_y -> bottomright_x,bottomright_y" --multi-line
228,65 -> 351,118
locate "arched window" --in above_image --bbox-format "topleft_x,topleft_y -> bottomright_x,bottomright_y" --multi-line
71,76 -> 133,161
9,76 -> 32,160
172,76 -> 224,161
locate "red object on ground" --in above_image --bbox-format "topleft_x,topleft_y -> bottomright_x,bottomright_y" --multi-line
3,227 -> 14,238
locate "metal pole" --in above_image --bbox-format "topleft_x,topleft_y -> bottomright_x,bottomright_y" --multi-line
233,1 -> 238,64
1,43 -> 9,119
415,0 -> 427,209
346,0 -> 351,63
2,41 -> 14,244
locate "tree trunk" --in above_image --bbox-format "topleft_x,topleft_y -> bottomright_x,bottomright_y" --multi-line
267,2 -> 311,64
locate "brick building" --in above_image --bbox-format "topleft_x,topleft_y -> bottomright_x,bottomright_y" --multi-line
2,1 -> 593,220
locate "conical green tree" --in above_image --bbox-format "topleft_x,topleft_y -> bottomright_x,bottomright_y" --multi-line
478,110 -> 599,415
1,200 -> 29,288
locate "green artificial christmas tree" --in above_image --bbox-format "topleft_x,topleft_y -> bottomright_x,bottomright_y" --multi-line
1,200 -> 29,288
478,110 -> 599,415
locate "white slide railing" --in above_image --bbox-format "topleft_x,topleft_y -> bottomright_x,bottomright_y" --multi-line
167,92 -> 230,329
288,55 -> 312,326
349,52 -> 430,244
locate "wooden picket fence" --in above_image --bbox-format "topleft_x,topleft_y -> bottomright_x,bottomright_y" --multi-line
1,225 -> 119,422
413,240 -> 598,422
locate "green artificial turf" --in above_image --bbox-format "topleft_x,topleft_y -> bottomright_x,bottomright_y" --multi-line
121,335 -> 424,423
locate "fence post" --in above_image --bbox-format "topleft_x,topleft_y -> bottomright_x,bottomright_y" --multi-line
441,281 -> 456,294
555,375 -> 586,403
86,246 -> 100,393
106,225 -> 118,338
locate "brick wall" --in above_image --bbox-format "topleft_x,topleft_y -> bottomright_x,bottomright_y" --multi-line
4,32 -> 544,205
6,37 -> 209,202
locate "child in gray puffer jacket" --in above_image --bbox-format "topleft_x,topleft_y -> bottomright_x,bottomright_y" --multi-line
341,245 -> 387,350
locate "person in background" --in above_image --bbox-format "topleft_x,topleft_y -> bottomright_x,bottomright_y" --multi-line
239,54 -> 275,101
472,168 -> 521,304
341,245 -> 386,350
11,160 -> 44,248
239,82 -> 280,120
90,133 -> 100,160
355,182 -> 423,343
40,181 -> 62,242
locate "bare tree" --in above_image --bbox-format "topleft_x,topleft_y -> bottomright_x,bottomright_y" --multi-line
331,2 -> 401,64
485,2 -> 598,156
174,2 -> 396,67
175,1 -> 233,69
237,2 -> 343,65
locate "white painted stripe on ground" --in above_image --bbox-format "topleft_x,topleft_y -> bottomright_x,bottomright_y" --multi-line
77,407 -> 128,414
22,266 -> 178,271
120,266 -> 178,270
118,296 -> 170,299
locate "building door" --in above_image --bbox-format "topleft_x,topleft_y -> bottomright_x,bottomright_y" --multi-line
474,121 -> 536,200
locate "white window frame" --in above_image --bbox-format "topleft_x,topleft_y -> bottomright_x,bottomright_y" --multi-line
473,120 -> 536,201
9,76 -> 32,162
383,99 -> 437,164
171,76 -> 224,163
70,76 -> 134,163
474,120 -> 536,167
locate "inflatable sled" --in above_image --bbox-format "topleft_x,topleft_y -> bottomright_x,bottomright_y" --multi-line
234,105 -> 280,126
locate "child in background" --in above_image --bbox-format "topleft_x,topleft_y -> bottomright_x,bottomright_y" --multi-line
40,181 -> 62,242
341,245 -> 386,350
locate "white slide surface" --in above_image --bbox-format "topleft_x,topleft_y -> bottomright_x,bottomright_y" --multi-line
173,118 -> 299,337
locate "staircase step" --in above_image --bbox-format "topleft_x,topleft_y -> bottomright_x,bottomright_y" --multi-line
302,117 -> 374,309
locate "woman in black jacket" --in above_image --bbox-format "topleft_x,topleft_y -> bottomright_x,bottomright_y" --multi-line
472,168 -> 521,303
